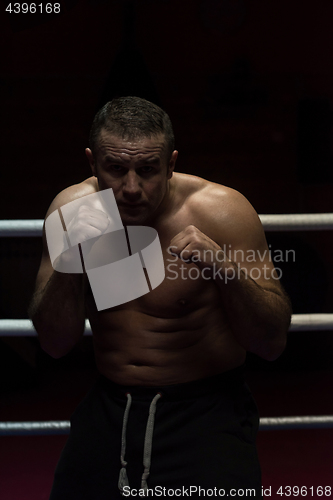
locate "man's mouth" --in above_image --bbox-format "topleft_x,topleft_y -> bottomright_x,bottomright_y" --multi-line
119,203 -> 145,209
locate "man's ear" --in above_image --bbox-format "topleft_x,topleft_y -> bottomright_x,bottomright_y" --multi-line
167,150 -> 178,179
85,148 -> 97,177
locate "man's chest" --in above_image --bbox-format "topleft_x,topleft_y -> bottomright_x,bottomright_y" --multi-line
131,210 -> 220,315
85,202 -> 220,316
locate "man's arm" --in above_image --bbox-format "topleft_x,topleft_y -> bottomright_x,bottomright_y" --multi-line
214,257 -> 291,361
170,186 -> 292,361
29,261 -> 86,359
29,190 -> 87,359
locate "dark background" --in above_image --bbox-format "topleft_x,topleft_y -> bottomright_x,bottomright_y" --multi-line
0,1 -> 332,498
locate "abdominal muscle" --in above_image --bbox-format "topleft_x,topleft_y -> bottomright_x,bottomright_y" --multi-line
80,174 -> 246,385
86,287 -> 246,386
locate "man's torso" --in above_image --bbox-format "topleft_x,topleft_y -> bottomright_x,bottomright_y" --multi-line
77,172 -> 246,385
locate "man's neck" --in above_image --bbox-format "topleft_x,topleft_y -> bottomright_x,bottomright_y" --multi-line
149,177 -> 176,228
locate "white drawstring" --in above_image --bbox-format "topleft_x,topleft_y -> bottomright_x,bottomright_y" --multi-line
118,392 -> 162,495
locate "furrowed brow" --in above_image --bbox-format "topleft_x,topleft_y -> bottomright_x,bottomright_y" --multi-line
140,156 -> 160,164
104,155 -> 128,163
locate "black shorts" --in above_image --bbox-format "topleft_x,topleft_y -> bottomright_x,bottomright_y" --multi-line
50,366 -> 262,499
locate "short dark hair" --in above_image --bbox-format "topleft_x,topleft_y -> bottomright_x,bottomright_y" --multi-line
89,96 -> 175,161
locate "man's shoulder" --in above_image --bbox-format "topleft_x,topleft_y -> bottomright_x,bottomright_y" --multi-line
46,177 -> 98,217
174,173 -> 262,240
174,172 -> 251,214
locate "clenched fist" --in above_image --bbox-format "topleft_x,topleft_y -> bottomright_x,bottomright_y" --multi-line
169,225 -> 225,271
65,205 -> 111,247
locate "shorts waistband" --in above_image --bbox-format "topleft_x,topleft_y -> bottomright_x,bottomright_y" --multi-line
98,364 -> 245,401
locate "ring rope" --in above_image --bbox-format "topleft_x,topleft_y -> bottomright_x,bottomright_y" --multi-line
289,314 -> 333,331
1,415 -> 333,436
259,213 -> 333,231
1,214 -> 333,237
0,319 -> 92,336
1,316 -> 333,337
0,421 -> 70,436
0,219 -> 44,237
259,415 -> 333,430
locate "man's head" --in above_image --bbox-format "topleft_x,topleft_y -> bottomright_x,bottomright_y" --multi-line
89,96 -> 175,162
85,97 -> 178,225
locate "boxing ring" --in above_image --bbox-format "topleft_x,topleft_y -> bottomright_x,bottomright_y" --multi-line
1,214 -> 333,437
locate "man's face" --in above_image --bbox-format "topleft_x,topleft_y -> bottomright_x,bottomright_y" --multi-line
86,130 -> 177,225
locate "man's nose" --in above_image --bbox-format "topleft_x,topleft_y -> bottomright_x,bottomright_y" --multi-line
122,171 -> 142,200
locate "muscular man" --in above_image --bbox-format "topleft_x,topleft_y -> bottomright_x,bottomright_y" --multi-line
30,96 -> 291,499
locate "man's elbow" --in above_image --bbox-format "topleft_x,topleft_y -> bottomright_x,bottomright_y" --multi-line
39,337 -> 74,359
254,330 -> 288,361
32,316 -> 84,359
34,321 -> 83,359
259,304 -> 291,361
261,339 -> 287,361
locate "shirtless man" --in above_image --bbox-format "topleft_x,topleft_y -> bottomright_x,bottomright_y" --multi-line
30,96 -> 291,499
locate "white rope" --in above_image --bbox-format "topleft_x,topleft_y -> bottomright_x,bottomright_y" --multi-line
289,314 -> 333,332
0,316 -> 332,337
0,219 -> 44,237
0,320 -> 36,336
1,214 -> 333,236
259,415 -> 333,430
1,415 -> 332,435
0,420 -> 70,435
0,319 -> 92,336
259,213 -> 333,231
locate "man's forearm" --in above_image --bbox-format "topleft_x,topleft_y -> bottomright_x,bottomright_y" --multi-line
29,272 -> 86,358
216,261 -> 292,361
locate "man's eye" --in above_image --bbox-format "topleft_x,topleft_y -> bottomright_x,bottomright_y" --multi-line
112,165 -> 123,171
140,166 -> 153,173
